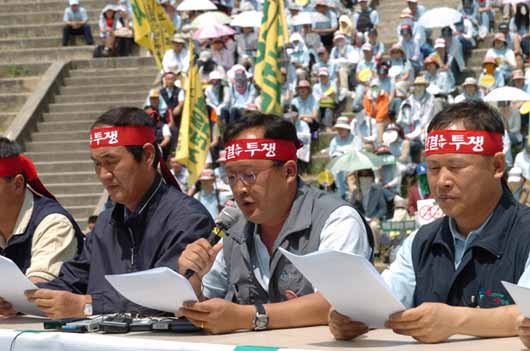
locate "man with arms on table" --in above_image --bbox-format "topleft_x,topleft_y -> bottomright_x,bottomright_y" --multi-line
178,112 -> 373,334
330,101 -> 530,343
0,107 -> 214,319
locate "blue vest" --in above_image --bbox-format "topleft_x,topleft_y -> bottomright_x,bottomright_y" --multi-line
0,193 -> 84,274
411,187 -> 530,308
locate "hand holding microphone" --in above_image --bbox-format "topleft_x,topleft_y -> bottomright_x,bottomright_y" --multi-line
178,206 -> 240,279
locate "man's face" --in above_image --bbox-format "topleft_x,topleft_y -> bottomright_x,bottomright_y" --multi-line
319,74 -> 329,84
407,1 -> 417,11
515,79 -> 525,89
426,123 -> 504,220
212,40 -> 223,50
425,62 -> 436,73
163,74 -> 176,88
170,158 -> 182,173
224,127 -> 295,224
71,4 -> 79,11
298,87 -> 310,98
174,42 -> 184,52
90,143 -> 154,209
318,51 -> 329,62
149,96 -> 159,108
360,1 -> 368,10
464,85 -> 476,96
494,39 -> 504,49
0,175 -> 24,213
363,49 -> 372,61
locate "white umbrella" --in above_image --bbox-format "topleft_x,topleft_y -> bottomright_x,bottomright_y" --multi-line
502,0 -> 529,4
177,0 -> 217,11
418,7 -> 462,28
484,86 -> 530,102
230,10 -> 262,27
291,12 -> 329,26
190,11 -> 232,28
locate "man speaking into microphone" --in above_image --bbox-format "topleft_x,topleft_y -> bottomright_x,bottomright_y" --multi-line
22,107 -> 214,319
178,112 -> 372,334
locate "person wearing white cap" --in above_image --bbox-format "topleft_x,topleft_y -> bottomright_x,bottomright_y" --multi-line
194,169 -> 225,219
330,32 -> 358,94
329,116 -> 355,198
352,0 -> 379,34
98,4 -> 128,56
395,8 -> 426,48
292,80 -> 318,127
454,77 -> 484,104
312,0 -> 339,48
423,56 -> 455,97
62,0 -> 94,46
352,42 -> 377,112
205,71 -> 230,118
402,76 -> 435,136
313,67 -> 337,130
288,33 -> 310,70
236,26 -> 258,59
399,24 -> 423,73
162,33 -> 190,74
404,0 -> 426,21
485,32 -> 516,83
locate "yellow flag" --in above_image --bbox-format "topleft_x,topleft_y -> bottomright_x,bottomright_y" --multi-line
174,40 -> 211,186
131,0 -> 175,69
254,0 -> 289,116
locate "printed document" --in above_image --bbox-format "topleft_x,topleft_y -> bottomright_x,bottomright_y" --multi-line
503,281 -> 530,317
0,256 -> 43,316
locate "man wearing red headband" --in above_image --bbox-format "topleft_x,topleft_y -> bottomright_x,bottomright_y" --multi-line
330,101 -> 530,343
178,112 -> 373,334
0,137 -> 83,318
21,107 -> 214,319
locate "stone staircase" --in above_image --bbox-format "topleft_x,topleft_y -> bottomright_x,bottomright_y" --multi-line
23,57 -> 157,228
0,0 -> 108,133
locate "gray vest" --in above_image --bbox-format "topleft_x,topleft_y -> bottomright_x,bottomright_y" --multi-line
222,182 -> 350,305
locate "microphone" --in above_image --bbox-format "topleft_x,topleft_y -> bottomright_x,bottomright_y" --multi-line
184,206 -> 241,278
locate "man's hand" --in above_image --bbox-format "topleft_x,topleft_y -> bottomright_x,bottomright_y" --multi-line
178,239 -> 223,279
180,298 -> 253,334
25,289 -> 87,320
0,298 -> 16,318
328,308 -> 369,340
385,302 -> 458,343
518,316 -> 530,348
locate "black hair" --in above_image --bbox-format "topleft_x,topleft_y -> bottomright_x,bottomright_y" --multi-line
515,3 -> 530,32
223,110 -> 300,166
91,107 -> 160,168
427,101 -> 505,134
0,137 -> 22,181
88,215 -> 98,224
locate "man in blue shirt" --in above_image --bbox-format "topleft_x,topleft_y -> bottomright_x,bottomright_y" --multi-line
62,0 -> 94,46
329,101 -> 530,343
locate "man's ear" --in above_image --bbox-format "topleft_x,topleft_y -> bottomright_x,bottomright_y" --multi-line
492,152 -> 506,180
14,174 -> 26,194
284,160 -> 298,183
143,143 -> 157,168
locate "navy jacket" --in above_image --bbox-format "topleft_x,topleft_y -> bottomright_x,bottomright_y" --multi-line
412,186 -> 530,308
1,193 -> 84,274
41,176 -> 214,315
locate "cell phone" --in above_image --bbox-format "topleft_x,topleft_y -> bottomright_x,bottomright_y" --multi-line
61,318 -> 102,333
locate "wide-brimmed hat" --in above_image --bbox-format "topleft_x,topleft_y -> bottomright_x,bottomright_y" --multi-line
199,169 -> 215,180
513,69 -> 525,80
390,43 -> 405,55
462,77 -> 478,86
333,116 -> 351,130
493,32 -> 507,43
172,33 -> 186,44
318,67 -> 329,76
482,56 -> 497,65
208,70 -> 224,81
508,167 -> 523,184
148,88 -> 160,98
434,38 -> 446,49
297,80 -> 311,89
413,76 -> 428,85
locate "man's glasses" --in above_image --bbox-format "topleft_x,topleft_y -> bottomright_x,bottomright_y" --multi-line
221,166 -> 278,186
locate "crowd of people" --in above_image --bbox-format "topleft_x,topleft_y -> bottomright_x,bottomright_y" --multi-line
2,0 -> 530,347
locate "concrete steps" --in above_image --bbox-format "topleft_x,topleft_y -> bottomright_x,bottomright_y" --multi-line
24,151 -> 92,162
39,171 -> 98,184
31,131 -> 90,142
0,0 -> 108,13
0,46 -> 95,64
0,77 -> 41,92
0,22 -> 99,39
54,92 -> 147,104
64,74 -> 156,86
47,99 -> 145,113
45,182 -> 102,194
0,10 -> 100,26
38,120 -> 96,132
0,93 -> 31,113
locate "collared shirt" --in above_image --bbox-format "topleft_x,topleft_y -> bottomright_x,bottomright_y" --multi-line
203,205 -> 371,298
292,94 -> 317,117
194,190 -> 221,219
0,189 -> 78,281
382,216 -> 530,309
63,6 -> 88,23
162,48 -> 190,73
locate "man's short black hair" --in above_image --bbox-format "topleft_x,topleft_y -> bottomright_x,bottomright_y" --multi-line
223,111 -> 299,166
427,101 -> 505,135
0,137 -> 22,181
88,215 -> 98,224
92,107 -> 160,168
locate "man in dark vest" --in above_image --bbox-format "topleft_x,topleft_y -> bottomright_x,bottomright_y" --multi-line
329,101 -> 530,343
178,112 -> 373,334
8,107 -> 214,320
0,137 -> 83,315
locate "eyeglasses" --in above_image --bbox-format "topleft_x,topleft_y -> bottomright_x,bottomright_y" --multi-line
221,165 -> 278,186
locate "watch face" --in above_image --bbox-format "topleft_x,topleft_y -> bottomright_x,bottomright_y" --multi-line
255,315 -> 268,330
84,303 -> 93,316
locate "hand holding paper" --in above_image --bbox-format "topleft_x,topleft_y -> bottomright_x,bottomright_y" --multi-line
105,267 -> 198,313
0,256 -> 43,316
279,248 -> 404,328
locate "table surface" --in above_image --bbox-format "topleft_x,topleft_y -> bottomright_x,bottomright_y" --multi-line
0,318 -> 524,350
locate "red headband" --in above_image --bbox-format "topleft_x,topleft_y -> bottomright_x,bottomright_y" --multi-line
89,126 -> 155,148
225,139 -> 298,162
89,126 -> 181,191
425,130 -> 503,156
0,155 -> 55,200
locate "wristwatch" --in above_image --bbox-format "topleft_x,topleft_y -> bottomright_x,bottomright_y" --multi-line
83,303 -> 93,317
253,304 -> 268,331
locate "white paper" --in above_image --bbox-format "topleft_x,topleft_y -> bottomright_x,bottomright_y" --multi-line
105,267 -> 197,313
502,281 -> 530,317
416,199 -> 445,227
279,248 -> 405,328
0,256 -> 43,316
